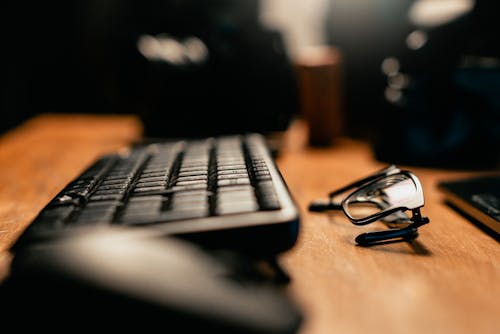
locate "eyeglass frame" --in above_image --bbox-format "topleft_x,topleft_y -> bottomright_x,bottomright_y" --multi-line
309,165 -> 429,245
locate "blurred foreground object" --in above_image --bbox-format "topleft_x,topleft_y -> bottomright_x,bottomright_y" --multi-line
1,226 -> 302,333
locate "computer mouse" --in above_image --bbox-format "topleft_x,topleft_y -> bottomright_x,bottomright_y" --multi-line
0,226 -> 302,333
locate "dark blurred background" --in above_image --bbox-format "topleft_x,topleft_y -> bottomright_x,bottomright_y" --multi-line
2,0 -> 499,169
323,0 -> 500,169
2,0 -> 299,137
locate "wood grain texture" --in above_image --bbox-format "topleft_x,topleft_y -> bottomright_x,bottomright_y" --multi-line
0,114 -> 142,276
277,124 -> 499,334
0,114 -> 498,334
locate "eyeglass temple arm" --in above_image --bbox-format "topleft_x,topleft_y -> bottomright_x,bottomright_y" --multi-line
355,208 -> 429,245
355,226 -> 419,245
308,199 -> 342,212
327,165 -> 399,199
310,178 -> 373,212
310,165 -> 399,212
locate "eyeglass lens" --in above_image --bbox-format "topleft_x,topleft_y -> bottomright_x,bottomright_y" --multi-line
343,173 -> 418,220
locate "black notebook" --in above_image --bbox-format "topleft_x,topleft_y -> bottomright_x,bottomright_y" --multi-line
438,174 -> 500,236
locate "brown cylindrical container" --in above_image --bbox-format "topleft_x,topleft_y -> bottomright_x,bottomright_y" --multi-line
294,46 -> 344,147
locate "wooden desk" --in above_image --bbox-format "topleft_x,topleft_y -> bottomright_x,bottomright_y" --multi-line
0,114 -> 498,334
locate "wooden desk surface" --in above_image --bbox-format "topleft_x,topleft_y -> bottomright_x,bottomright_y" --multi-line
0,114 -> 498,334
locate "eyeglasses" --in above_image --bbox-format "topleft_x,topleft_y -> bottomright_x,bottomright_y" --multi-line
308,165 -> 429,246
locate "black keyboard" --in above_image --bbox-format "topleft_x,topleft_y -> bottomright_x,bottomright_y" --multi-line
13,133 -> 300,256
